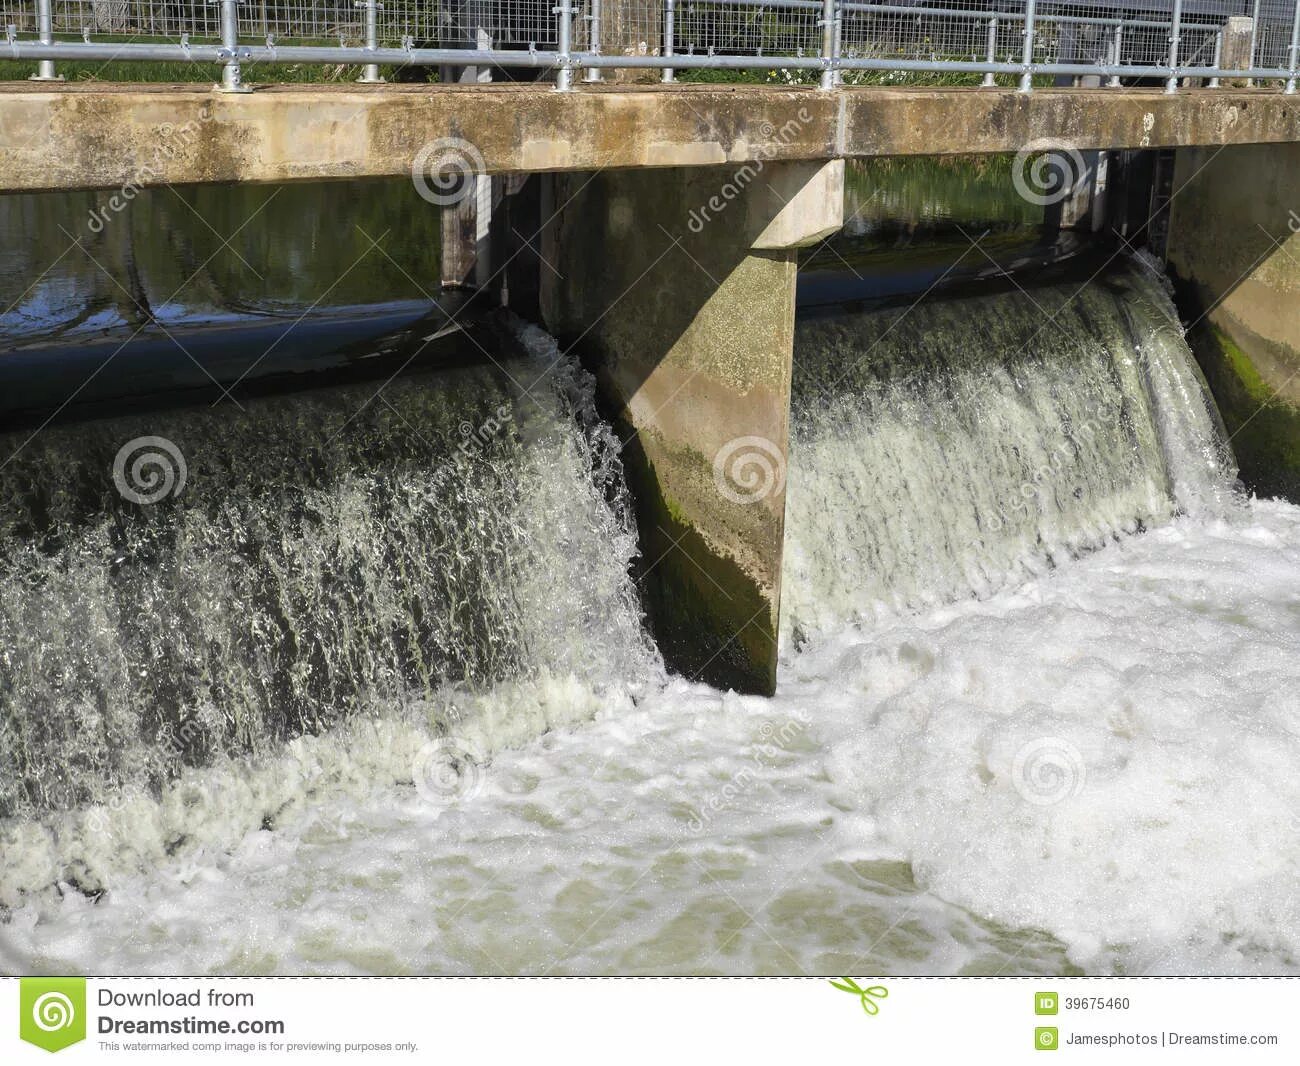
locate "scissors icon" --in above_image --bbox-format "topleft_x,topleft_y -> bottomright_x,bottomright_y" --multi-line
829,977 -> 888,1015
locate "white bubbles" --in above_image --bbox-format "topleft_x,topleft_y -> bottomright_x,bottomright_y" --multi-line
412,738 -> 485,805
6,501 -> 1300,976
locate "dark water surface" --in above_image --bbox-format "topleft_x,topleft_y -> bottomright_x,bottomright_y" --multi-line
0,179 -> 447,427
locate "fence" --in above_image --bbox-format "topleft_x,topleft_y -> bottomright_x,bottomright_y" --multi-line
3,0 -> 1298,93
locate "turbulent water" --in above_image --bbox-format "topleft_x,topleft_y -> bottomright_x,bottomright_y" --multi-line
2,262 -> 1299,976
782,263 -> 1237,641
0,325 -> 658,903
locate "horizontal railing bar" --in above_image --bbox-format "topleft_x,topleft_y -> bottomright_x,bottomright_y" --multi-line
8,0 -> 1300,99
3,43 -> 561,68
7,41 -> 1294,83
668,0 -> 1210,32
602,52 -> 1291,78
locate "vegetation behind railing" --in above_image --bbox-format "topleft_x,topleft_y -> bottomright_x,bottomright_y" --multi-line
2,0 -> 1297,92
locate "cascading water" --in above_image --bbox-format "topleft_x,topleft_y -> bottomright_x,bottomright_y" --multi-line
782,262 -> 1238,643
0,323 -> 659,905
2,256 -> 1298,976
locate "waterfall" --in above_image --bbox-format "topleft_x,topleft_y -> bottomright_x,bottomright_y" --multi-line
0,255 -> 1244,914
0,322 -> 659,904
781,259 -> 1238,644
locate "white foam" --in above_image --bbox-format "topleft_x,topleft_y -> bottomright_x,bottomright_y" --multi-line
808,499 -> 1300,974
781,264 -> 1238,642
0,328 -> 660,907
2,272 -> 1295,976
4,500 -> 1298,975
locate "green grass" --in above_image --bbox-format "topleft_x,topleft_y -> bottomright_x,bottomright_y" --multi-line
0,35 -> 1051,89
6,61 -> 1035,87
0,58 -> 389,83
0,34 -> 439,84
673,67 -> 997,88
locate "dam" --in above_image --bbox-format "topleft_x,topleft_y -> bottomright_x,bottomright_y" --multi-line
1,0 -> 1300,978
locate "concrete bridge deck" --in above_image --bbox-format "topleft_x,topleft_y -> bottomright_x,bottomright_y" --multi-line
2,82 -> 1299,192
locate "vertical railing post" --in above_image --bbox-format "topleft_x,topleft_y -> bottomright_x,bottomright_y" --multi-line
981,16 -> 997,87
556,0 -> 574,90
216,0 -> 251,92
1288,0 -> 1300,94
1247,0 -> 1261,85
1166,0 -> 1184,93
663,0 -> 676,83
30,0 -> 61,82
357,0 -> 383,83
1018,0 -> 1037,92
832,0 -> 843,85
819,0 -> 838,90
1208,28 -> 1222,88
583,0 -> 602,82
1107,23 -> 1122,87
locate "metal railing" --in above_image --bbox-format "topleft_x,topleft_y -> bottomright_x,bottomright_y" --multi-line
2,0 -> 1298,93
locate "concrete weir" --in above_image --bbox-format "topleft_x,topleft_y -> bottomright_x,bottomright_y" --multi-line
542,161 -> 843,694
1167,144 -> 1300,500
5,80 -> 1300,691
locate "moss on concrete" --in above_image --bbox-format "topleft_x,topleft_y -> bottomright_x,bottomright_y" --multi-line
617,417 -> 779,695
1167,145 -> 1300,502
538,165 -> 841,695
1187,321 -> 1300,500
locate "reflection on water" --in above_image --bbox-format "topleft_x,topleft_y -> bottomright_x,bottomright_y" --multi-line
0,179 -> 448,426
800,155 -> 1082,307
841,156 -> 1044,237
1,179 -> 442,341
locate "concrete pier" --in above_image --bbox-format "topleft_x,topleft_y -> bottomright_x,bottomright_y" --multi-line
542,161 -> 843,694
1167,144 -> 1300,500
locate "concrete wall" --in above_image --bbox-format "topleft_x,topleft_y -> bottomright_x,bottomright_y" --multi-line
599,0 -> 663,83
5,84 -> 1300,193
542,161 -> 842,694
1167,144 -> 1300,500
